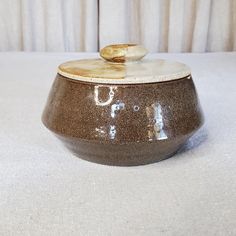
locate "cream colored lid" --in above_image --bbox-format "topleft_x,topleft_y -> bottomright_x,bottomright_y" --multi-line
58,44 -> 191,84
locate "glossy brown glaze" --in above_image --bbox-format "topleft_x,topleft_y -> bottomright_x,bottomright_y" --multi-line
42,74 -> 203,166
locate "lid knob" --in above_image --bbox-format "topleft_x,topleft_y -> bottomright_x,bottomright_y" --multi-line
100,44 -> 148,63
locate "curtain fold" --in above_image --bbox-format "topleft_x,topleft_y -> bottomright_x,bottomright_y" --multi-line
0,0 -> 235,52
0,0 -> 98,51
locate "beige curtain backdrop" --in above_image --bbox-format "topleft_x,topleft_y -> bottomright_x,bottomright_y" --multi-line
0,0 -> 235,52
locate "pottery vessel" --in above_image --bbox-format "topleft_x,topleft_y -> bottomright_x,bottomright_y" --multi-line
42,44 -> 204,166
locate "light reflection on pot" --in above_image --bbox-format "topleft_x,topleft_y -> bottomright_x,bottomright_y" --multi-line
94,86 -> 116,106
109,125 -> 116,140
111,100 -> 125,118
146,103 -> 168,141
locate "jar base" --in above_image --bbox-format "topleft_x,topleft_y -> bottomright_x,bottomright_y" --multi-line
56,134 -> 190,166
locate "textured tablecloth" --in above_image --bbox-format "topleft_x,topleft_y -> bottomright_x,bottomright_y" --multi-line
0,52 -> 236,236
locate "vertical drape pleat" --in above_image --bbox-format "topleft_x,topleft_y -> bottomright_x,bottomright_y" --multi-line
129,0 -> 161,52
192,0 -> 212,52
0,0 -> 98,51
0,0 -> 22,51
168,0 -> 185,52
158,0 -> 170,52
81,0 -> 98,51
233,0 -> 236,51
99,0 -> 130,48
181,0 -> 197,52
0,0 -> 235,52
207,0 -> 234,52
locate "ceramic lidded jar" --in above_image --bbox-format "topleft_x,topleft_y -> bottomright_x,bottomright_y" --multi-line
42,44 -> 204,166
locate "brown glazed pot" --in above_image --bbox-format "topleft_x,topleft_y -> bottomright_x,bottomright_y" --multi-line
42,44 -> 204,166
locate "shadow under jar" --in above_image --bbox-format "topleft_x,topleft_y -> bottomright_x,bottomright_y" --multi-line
42,44 -> 204,166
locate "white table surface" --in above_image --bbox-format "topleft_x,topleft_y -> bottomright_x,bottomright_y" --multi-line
0,52 -> 236,236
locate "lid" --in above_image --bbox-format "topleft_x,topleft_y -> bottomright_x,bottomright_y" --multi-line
58,44 -> 191,84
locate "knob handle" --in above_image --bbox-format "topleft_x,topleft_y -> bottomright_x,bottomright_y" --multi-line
100,44 -> 148,63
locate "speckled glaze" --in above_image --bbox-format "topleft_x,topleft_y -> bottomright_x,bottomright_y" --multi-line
42,74 -> 204,166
